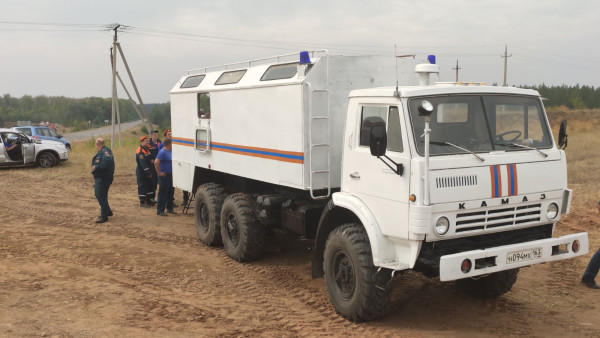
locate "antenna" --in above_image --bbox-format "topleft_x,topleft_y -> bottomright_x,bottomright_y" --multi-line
394,45 -> 399,96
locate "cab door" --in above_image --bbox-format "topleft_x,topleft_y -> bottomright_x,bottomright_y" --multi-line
21,134 -> 35,163
0,137 -> 6,164
342,101 -> 412,239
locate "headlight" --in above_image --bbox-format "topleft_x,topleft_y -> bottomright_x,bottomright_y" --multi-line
435,217 -> 450,235
547,203 -> 559,219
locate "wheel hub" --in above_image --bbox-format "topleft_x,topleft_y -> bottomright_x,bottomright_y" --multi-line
334,252 -> 355,300
198,204 -> 209,232
226,214 -> 239,246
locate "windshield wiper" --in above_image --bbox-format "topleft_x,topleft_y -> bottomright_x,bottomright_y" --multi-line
494,142 -> 548,158
429,141 -> 485,162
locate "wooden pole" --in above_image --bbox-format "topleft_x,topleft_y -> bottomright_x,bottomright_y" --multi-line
116,43 -> 153,134
110,25 -> 119,148
116,72 -> 146,124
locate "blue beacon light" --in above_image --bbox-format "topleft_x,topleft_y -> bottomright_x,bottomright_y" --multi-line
299,51 -> 311,64
427,55 -> 436,64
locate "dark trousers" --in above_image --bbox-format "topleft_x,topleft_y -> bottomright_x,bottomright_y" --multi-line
136,168 -> 153,203
583,247 -> 600,282
157,174 -> 174,213
94,177 -> 112,218
150,167 -> 158,199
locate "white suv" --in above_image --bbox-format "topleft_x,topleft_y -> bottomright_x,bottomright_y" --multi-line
0,128 -> 69,168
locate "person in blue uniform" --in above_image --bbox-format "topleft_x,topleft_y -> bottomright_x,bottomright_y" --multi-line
148,130 -> 162,203
91,138 -> 114,223
154,138 -> 175,216
136,136 -> 155,207
581,201 -> 600,289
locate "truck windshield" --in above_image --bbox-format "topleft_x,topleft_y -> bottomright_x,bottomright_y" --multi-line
408,95 -> 552,156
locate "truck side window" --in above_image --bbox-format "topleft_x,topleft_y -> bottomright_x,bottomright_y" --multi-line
387,107 -> 403,152
198,93 -> 211,119
359,105 -> 403,152
196,128 -> 210,152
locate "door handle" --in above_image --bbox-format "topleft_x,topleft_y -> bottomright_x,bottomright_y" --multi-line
350,172 -> 360,179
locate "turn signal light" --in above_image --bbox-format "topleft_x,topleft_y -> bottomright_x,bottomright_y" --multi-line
409,194 -> 416,202
572,240 -> 580,253
461,259 -> 472,273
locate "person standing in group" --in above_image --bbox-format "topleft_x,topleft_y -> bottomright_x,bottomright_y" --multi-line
154,138 -> 176,216
159,129 -> 171,151
161,128 -> 189,206
581,200 -> 600,289
136,136 -> 155,208
148,130 -> 162,203
91,138 -> 114,223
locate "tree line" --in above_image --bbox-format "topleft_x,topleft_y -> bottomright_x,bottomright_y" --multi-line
0,94 -> 170,131
1,85 -> 598,131
521,84 -> 600,109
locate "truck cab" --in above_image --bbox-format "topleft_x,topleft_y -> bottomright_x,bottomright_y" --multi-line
338,84 -> 584,278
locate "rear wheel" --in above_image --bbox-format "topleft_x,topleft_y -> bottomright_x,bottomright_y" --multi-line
37,152 -> 58,168
194,183 -> 225,246
323,223 -> 392,322
456,269 -> 519,299
220,193 -> 265,262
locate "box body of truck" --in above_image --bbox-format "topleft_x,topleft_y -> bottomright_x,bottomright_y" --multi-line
170,51 -> 419,197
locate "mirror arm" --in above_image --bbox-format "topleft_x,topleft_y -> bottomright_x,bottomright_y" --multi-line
377,155 -> 404,176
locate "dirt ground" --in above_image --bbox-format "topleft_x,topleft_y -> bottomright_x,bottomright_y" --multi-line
1,161 -> 599,337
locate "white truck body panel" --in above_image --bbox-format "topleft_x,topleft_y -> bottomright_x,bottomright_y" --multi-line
170,53 -> 420,193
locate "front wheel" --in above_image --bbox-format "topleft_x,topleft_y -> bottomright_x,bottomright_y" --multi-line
37,152 -> 58,168
456,269 -> 519,299
323,223 -> 392,322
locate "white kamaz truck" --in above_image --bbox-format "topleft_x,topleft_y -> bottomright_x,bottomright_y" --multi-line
170,50 -> 588,321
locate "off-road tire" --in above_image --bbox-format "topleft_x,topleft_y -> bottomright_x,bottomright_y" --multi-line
323,223 -> 392,322
37,152 -> 58,168
456,268 -> 519,299
194,183 -> 225,246
220,193 -> 265,262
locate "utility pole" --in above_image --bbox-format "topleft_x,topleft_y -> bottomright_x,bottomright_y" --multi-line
501,45 -> 512,87
108,23 -> 153,147
110,25 -> 119,149
452,60 -> 461,82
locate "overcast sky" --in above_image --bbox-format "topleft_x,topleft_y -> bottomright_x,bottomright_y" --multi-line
1,0 -> 599,103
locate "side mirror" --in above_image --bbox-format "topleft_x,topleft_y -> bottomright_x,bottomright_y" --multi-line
370,124 -> 387,157
558,119 -> 568,149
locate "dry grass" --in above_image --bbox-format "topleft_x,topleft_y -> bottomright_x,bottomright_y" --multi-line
547,108 -> 600,205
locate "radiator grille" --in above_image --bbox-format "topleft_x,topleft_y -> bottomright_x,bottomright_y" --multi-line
436,175 -> 478,188
455,204 -> 542,233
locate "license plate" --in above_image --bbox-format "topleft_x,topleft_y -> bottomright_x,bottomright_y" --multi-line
506,248 -> 542,264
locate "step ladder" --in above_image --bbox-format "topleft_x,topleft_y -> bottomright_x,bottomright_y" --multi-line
307,83 -> 330,200
182,192 -> 194,214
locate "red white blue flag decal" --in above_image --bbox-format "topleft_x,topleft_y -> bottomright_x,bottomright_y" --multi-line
490,165 -> 502,198
490,164 -> 518,198
506,163 -> 518,196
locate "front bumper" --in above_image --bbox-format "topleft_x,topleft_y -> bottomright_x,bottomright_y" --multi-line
439,232 -> 588,281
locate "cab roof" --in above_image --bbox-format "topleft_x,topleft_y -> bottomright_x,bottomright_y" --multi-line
349,85 -> 541,98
